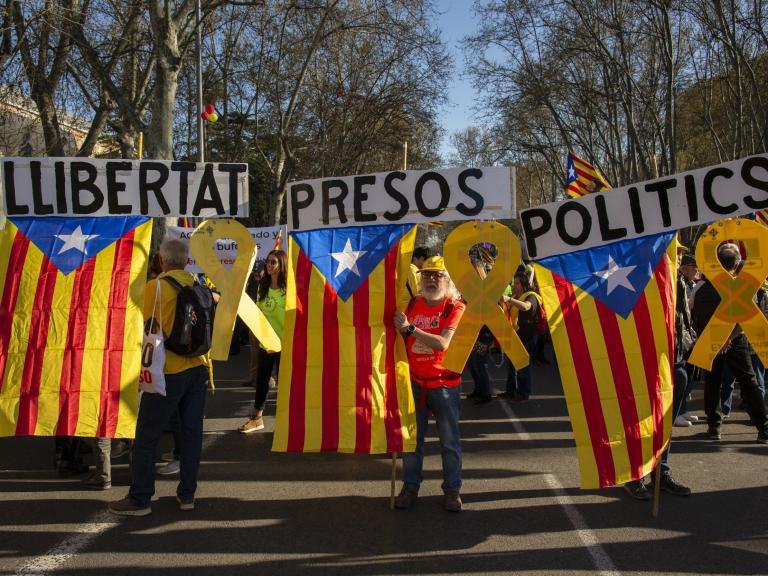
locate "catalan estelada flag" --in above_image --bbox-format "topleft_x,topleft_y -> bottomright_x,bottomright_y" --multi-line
534,232 -> 676,488
272,224 -> 417,454
566,152 -> 611,198
0,216 -> 151,438
754,209 -> 768,228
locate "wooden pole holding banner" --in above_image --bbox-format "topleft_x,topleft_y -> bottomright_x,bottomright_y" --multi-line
651,458 -> 662,518
390,141 -> 409,510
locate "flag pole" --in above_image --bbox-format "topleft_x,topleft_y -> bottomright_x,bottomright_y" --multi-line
651,459 -> 662,518
390,141 -> 409,510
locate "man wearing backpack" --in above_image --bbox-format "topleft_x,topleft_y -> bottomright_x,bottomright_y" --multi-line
109,239 -> 212,516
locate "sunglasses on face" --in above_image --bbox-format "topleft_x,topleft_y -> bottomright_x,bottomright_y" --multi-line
421,271 -> 444,279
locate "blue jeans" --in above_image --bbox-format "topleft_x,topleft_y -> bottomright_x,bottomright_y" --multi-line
129,365 -> 208,507
721,353 -> 766,414
660,362 -> 689,474
506,336 -> 537,399
403,383 -> 462,493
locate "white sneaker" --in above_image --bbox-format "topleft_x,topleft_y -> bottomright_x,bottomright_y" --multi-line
682,412 -> 698,422
674,415 -> 692,427
157,460 -> 180,475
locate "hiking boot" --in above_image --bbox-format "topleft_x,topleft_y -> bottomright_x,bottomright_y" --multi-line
176,495 -> 195,511
108,497 -> 151,517
82,474 -> 111,490
707,426 -> 722,440
394,486 -> 418,509
623,480 -> 650,500
443,491 -> 462,512
651,473 -> 692,497
239,417 -> 264,433
157,459 -> 180,475
757,428 -> 768,444
674,415 -> 692,427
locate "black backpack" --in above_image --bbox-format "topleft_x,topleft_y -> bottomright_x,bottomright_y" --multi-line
162,276 -> 215,357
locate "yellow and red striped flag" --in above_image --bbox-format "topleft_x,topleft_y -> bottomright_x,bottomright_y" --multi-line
754,209 -> 768,228
566,152 -> 611,198
0,216 -> 151,438
272,224 -> 417,453
534,233 -> 676,488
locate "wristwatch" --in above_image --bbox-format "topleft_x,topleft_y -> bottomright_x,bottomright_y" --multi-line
406,324 -> 416,336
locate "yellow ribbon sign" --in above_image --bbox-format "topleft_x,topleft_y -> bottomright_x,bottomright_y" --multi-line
441,221 -> 528,373
190,219 -> 281,361
688,218 -> 768,370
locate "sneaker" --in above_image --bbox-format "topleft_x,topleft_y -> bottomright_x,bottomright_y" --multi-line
707,426 -> 722,440
674,415 -> 692,427
268,377 -> 277,389
722,412 -> 731,420
651,473 -> 692,496
157,460 -> 180,475
682,413 -> 699,422
160,451 -> 176,462
757,428 -> 768,444
176,495 -> 195,511
623,480 -> 651,500
108,497 -> 151,517
82,474 -> 111,490
444,491 -> 462,512
394,486 -> 418,509
111,440 -> 131,460
239,417 -> 264,433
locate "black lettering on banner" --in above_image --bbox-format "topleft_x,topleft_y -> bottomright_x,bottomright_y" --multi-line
644,178 -> 676,227
71,161 -> 104,214
322,179 -> 349,225
172,162 -> 197,214
106,161 -> 133,214
30,161 -> 53,215
3,161 -> 28,214
383,172 -> 409,221
595,194 -> 627,241
218,163 -> 247,216
520,208 -> 552,259
742,156 -> 768,209
192,164 -> 225,216
290,183 -> 314,229
140,162 -> 171,215
456,168 -> 484,216
414,171 -> 449,218
55,161 -> 67,213
703,167 -> 736,214
684,174 -> 699,220
353,175 -> 377,222
627,186 -> 645,234
142,342 -> 154,367
556,201 -> 591,246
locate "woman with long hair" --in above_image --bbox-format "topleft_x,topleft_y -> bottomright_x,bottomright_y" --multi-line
239,249 -> 288,433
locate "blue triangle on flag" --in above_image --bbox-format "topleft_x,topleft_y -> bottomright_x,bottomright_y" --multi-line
537,232 -> 675,318
291,224 -> 413,301
9,216 -> 149,276
566,154 -> 577,185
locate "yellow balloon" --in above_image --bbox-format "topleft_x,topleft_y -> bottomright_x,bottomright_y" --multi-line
208,112 -> 219,122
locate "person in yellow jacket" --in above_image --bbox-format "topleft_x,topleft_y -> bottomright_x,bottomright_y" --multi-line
109,239 -> 210,516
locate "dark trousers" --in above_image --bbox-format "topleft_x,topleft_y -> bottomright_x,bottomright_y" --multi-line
129,365 -> 208,507
704,335 -> 768,431
254,348 -> 280,412
660,362 -> 689,474
467,350 -> 492,399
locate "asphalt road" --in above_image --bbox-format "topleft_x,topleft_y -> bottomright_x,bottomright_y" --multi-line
1,345 -> 767,576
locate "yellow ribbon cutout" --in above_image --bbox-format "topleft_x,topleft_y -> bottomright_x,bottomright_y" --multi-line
441,221 -> 528,373
190,219 -> 281,361
688,218 -> 768,370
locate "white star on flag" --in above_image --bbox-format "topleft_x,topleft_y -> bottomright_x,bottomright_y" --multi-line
568,166 -> 576,180
54,226 -> 99,255
330,238 -> 367,278
593,255 -> 636,295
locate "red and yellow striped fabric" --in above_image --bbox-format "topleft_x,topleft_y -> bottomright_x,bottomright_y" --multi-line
534,242 -> 675,489
566,152 -> 612,198
272,227 -> 417,454
0,219 -> 150,438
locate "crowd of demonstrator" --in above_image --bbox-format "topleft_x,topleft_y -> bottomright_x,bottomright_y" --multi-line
52,236 -> 767,515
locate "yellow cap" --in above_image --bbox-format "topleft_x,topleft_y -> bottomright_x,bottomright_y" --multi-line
418,255 -> 447,273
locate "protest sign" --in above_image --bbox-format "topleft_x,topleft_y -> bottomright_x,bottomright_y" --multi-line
286,166 -> 515,231
521,154 -> 768,259
1,157 -> 248,218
